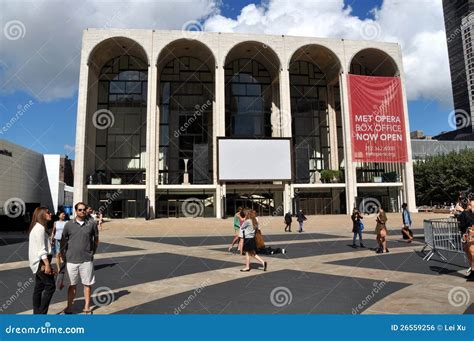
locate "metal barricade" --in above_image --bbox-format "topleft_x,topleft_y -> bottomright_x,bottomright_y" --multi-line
422,218 -> 466,262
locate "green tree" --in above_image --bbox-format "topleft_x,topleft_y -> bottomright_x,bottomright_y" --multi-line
413,149 -> 474,206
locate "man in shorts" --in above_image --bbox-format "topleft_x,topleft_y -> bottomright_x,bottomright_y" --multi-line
61,202 -> 99,314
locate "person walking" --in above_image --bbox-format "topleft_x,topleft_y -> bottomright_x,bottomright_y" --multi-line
375,207 -> 388,253
61,202 -> 99,314
401,203 -> 413,242
228,207 -> 244,252
284,211 -> 292,232
51,210 -> 67,271
458,200 -> 474,280
28,207 -> 55,314
351,208 -> 365,248
239,210 -> 267,272
297,209 -> 307,233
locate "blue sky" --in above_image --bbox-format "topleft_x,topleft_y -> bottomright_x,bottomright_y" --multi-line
0,0 -> 454,157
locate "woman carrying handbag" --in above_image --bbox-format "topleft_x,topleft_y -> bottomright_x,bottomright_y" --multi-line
375,207 -> 388,253
239,210 -> 267,272
28,207 -> 56,314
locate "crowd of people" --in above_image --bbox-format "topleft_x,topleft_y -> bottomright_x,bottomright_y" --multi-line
228,207 -> 268,271
27,198 -> 474,315
28,203 -> 101,314
349,203 -> 415,253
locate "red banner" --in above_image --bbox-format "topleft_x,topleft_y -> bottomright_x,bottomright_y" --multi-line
348,74 -> 408,163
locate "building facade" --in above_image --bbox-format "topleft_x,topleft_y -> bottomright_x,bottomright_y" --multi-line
442,0 -> 474,136
74,29 -> 416,218
0,140 -> 74,230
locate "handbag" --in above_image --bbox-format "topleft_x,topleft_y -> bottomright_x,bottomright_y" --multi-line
255,229 -> 265,249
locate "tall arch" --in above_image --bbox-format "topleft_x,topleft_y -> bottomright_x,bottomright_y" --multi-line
349,48 -> 399,77
86,37 -> 149,218
288,44 -> 345,214
157,39 -> 216,185
349,48 -> 403,213
224,41 -> 281,138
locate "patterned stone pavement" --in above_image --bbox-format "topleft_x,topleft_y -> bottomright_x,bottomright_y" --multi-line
0,213 -> 472,315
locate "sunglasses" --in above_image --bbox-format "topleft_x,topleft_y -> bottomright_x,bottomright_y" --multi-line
77,208 -> 86,212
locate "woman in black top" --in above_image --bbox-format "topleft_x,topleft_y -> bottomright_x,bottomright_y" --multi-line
458,201 -> 474,281
351,208 -> 365,248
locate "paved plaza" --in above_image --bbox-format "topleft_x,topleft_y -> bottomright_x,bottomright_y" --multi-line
0,213 -> 472,315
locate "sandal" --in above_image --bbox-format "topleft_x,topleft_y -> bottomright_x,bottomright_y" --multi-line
82,309 -> 93,315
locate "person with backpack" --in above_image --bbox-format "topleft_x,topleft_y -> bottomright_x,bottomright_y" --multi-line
401,203 -> 413,242
297,209 -> 307,233
351,208 -> 365,248
284,211 -> 292,232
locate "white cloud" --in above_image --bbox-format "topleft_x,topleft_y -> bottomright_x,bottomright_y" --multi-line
204,0 -> 452,105
0,0 -> 217,101
0,0 -> 452,106
63,144 -> 75,154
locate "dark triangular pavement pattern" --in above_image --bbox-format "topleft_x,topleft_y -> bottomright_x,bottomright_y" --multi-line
115,269 -> 409,314
327,251 -> 467,277
0,239 -> 143,264
0,253 -> 240,314
214,239 -> 419,259
131,233 -> 341,247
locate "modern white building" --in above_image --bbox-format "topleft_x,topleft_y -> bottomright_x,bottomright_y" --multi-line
73,29 -> 416,218
0,140 -> 74,228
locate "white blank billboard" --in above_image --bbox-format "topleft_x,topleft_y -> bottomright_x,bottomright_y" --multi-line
218,139 -> 292,181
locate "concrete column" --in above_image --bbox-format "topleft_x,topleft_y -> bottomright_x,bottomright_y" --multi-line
327,86 -> 339,170
73,56 -> 91,205
271,81 -> 281,137
397,47 -> 417,213
216,183 -> 225,218
214,63 -> 225,218
339,72 -> 357,214
214,65 -> 225,182
147,60 -> 158,218
279,68 -> 292,138
283,182 -> 292,213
